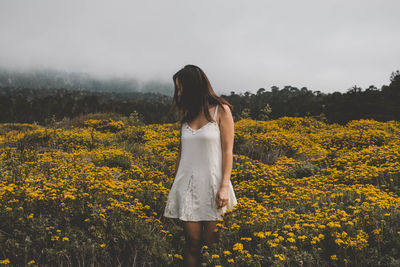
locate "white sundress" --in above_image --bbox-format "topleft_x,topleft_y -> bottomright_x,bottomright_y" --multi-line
163,104 -> 238,221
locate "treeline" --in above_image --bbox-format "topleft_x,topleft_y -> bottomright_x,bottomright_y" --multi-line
228,70 -> 400,124
0,87 -> 171,125
0,70 -> 399,125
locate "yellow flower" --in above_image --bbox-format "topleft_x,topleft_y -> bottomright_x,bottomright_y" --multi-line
287,232 -> 295,237
228,259 -> 234,263
0,259 -> 11,264
327,221 -> 341,228
28,213 -> 34,219
335,238 -> 344,246
255,231 -> 265,238
373,228 -> 381,235
99,243 -> 106,248
287,237 -> 296,243
211,254 -> 219,259
268,241 -> 278,248
230,223 -> 240,230
330,254 -> 338,260
233,243 -> 243,251
62,237 -> 69,242
27,260 -> 35,264
174,254 -> 183,260
274,254 -> 285,261
298,235 -> 307,241
223,250 -> 232,256
311,236 -> 320,244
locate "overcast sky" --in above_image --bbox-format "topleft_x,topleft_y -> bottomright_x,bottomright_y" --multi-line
0,0 -> 398,94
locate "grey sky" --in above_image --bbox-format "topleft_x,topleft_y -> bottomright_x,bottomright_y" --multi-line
0,0 -> 398,94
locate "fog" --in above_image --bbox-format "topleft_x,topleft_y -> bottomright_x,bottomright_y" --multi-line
0,0 -> 399,94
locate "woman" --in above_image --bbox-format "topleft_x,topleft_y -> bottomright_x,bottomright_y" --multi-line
163,64 -> 238,267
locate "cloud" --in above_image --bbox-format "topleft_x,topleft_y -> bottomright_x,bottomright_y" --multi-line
0,0 -> 398,94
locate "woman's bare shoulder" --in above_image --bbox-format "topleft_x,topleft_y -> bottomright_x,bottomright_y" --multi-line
219,104 -> 232,116
217,104 -> 233,124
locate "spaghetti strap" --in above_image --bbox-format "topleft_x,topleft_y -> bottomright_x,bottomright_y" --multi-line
213,105 -> 218,121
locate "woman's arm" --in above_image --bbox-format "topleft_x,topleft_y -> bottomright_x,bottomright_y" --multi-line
216,104 -> 234,208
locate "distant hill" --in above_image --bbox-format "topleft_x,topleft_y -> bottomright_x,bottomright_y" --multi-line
0,67 -> 173,95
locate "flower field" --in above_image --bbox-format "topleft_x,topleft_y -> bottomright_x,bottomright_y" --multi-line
1,117 -> 400,266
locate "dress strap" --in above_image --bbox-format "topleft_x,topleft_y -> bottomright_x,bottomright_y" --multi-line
213,105 -> 218,121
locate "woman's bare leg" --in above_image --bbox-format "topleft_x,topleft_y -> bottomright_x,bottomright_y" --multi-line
202,220 -> 220,246
183,221 -> 203,267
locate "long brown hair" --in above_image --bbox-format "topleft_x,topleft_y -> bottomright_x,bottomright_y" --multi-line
168,64 -> 233,125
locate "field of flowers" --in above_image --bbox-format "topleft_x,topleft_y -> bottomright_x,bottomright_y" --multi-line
0,117 -> 400,266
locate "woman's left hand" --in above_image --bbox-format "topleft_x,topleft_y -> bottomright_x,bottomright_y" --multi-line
216,186 -> 229,209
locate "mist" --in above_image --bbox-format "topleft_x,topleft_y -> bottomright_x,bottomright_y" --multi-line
0,0 -> 399,94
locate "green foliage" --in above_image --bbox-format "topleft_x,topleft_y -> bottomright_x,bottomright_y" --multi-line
258,104 -> 272,121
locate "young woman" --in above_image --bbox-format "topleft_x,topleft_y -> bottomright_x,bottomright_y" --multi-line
163,64 -> 238,266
